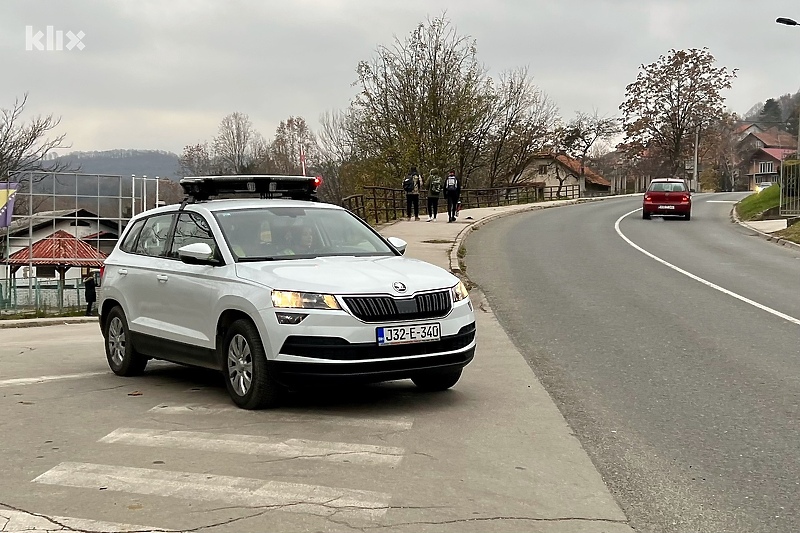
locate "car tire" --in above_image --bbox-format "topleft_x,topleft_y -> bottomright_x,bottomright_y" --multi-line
685,212 -> 691,221
223,318 -> 281,409
412,368 -> 462,391
104,306 -> 148,376
642,210 -> 651,220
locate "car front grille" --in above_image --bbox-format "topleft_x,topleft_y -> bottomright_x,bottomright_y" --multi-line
280,322 -> 476,360
342,290 -> 451,322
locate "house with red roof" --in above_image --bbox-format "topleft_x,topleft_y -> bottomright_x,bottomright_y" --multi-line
519,153 -> 611,197
737,127 -> 798,190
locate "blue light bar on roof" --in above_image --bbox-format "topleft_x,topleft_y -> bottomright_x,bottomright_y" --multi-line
180,175 -> 320,202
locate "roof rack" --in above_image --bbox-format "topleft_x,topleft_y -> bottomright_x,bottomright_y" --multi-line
180,175 -> 322,203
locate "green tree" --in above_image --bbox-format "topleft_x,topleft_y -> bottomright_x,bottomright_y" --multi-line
618,48 -> 737,177
758,98 -> 782,124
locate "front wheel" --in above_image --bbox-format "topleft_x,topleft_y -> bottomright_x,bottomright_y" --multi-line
223,319 -> 282,409
412,368 -> 463,391
103,306 -> 148,376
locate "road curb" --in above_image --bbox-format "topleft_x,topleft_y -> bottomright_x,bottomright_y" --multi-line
0,317 -> 98,329
730,205 -> 800,251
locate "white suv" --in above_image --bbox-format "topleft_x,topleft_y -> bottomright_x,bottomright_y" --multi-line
99,175 -> 476,409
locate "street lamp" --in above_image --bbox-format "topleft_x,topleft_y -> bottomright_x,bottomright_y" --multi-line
777,17 -> 798,26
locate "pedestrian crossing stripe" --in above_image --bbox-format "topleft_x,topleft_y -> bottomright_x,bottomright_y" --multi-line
100,428 -> 405,466
33,462 -> 391,519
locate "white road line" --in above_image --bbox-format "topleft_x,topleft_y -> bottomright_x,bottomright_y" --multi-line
33,462 -> 391,519
0,371 -> 108,388
100,428 -> 405,466
148,404 -> 414,430
616,209 -> 800,326
0,509 -> 171,532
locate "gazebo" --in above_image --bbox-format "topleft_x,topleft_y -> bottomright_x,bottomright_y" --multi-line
5,230 -> 107,309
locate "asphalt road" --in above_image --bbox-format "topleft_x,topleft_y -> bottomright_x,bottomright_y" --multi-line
0,314 -> 630,531
465,193 -> 800,533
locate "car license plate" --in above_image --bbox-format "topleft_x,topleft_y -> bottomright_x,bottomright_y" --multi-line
377,323 -> 440,346
658,205 -> 675,209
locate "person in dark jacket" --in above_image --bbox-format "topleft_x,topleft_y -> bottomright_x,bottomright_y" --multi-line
84,273 -> 97,316
443,169 -> 461,222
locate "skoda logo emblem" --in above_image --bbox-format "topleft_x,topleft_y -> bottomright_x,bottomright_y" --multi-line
392,282 -> 407,293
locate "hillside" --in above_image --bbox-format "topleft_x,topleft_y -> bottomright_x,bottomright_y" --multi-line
50,149 -> 181,181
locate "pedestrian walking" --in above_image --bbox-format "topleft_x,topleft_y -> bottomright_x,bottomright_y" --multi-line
444,168 -> 461,222
403,166 -> 423,221
426,168 -> 442,221
83,273 -> 97,316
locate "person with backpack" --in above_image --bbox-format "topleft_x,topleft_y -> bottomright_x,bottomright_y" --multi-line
444,168 -> 461,222
403,166 -> 423,221
426,168 -> 442,222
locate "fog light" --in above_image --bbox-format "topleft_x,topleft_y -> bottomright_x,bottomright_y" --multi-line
276,312 -> 308,325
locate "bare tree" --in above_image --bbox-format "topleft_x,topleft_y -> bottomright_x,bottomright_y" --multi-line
270,116 -> 316,175
316,110 -> 355,203
178,142 -> 213,177
0,93 -> 75,180
350,15 -> 492,186
484,70 -> 560,187
213,112 -> 254,174
562,110 -> 621,193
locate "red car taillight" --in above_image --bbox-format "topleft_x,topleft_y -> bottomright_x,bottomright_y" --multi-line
681,195 -> 690,202
644,195 -> 652,201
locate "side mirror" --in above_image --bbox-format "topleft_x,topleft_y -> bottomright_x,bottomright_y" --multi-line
387,236 -> 407,255
178,242 -> 220,265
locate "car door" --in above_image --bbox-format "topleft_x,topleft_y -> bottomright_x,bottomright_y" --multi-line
159,211 -> 224,367
121,212 -> 177,341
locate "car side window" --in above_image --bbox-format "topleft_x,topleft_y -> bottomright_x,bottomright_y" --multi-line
132,213 -> 174,257
169,212 -> 218,259
119,219 -> 146,253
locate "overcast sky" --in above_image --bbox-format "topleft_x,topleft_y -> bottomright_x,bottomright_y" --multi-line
2,0 -> 800,156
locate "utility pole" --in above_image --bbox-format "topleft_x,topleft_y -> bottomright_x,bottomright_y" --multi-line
693,125 -> 700,192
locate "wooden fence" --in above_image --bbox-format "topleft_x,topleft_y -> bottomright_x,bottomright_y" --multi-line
342,183 -> 581,225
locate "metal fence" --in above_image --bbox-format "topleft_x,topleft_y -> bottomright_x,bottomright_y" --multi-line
780,160 -> 800,216
340,183 -> 582,225
1,171 -> 159,316
0,276 -> 93,315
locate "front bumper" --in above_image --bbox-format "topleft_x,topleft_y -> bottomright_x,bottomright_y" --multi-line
268,320 -> 475,386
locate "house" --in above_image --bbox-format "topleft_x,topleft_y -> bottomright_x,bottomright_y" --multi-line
735,122 -> 765,142
737,127 -> 798,190
0,209 -> 121,281
519,153 -> 611,198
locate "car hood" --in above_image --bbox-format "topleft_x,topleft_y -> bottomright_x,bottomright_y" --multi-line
234,256 -> 458,295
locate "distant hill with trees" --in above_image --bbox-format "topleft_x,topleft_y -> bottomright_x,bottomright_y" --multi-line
48,149 -> 181,181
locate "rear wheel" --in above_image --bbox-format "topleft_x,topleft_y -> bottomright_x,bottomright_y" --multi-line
685,212 -> 691,221
103,306 -> 148,376
223,319 -> 282,409
412,368 -> 462,391
642,210 -> 651,220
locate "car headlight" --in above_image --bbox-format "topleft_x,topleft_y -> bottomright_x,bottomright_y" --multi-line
451,281 -> 469,303
271,291 -> 340,310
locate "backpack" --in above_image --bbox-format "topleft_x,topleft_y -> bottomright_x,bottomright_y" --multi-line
430,176 -> 442,194
445,175 -> 458,192
402,176 -> 414,192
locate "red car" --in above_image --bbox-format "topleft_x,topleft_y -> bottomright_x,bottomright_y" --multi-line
642,178 -> 692,220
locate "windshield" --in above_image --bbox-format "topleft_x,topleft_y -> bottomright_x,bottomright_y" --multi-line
215,206 -> 396,262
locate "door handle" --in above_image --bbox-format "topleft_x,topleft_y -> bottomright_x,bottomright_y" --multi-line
118,269 -> 128,276
156,274 -> 169,282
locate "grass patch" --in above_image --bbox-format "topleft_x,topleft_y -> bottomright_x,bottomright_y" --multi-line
736,185 -> 781,220
774,220 -> 800,244
457,245 -> 466,258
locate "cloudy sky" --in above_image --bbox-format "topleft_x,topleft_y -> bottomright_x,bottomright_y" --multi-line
2,0 -> 800,156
